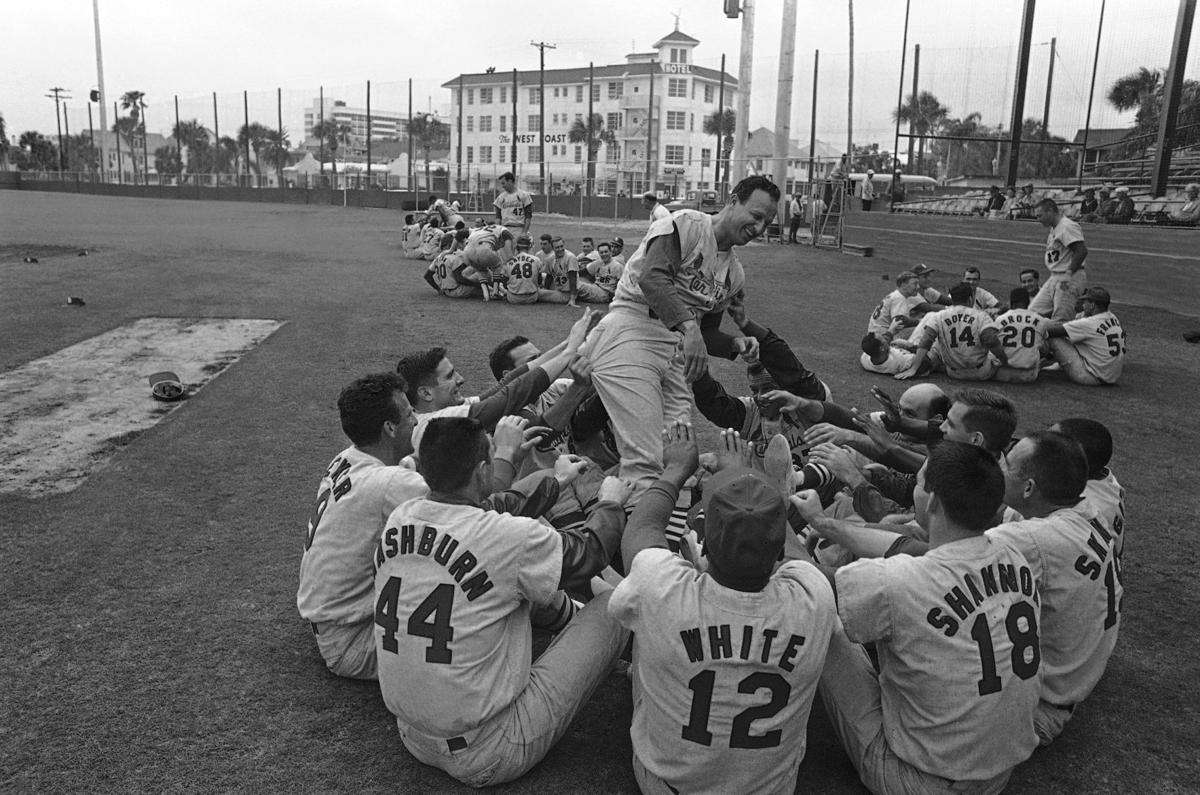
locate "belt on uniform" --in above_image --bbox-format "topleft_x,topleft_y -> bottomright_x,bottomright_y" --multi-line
310,622 -> 320,636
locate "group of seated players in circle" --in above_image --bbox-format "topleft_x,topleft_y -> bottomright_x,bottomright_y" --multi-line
297,284 -> 1126,792
861,263 -> 1126,387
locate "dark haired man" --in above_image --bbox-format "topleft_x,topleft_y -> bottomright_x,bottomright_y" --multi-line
989,430 -> 1122,744
374,417 -> 632,787
1051,418 -> 1125,558
896,283 -> 1007,381
579,175 -> 781,499
494,171 -> 532,235
1033,198 -> 1088,322
1044,286 -> 1126,385
1008,268 -> 1041,311
794,441 -> 1041,793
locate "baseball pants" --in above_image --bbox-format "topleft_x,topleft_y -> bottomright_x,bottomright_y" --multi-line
992,364 -> 1040,384
1029,269 -> 1086,322
1048,338 -> 1105,385
1033,700 -> 1074,745
505,290 -> 539,305
945,359 -> 999,381
442,284 -> 483,300
818,628 -> 1014,795
580,307 -> 694,499
395,592 -> 629,788
311,618 -> 377,680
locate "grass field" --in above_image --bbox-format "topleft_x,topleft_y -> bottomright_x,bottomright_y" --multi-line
2,190 -> 1198,794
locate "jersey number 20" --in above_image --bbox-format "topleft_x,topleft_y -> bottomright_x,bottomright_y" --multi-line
375,576 -> 455,663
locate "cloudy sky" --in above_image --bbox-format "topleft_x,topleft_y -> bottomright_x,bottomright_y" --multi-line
2,0 -> 1192,149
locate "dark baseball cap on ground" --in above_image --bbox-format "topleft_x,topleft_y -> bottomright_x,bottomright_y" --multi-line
701,467 -> 787,591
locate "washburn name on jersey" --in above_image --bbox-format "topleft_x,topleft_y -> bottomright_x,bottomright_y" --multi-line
373,523 -> 494,601
926,561 -> 1036,636
679,624 -> 807,672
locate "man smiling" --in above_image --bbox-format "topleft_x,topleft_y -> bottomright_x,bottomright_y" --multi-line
580,175 -> 780,498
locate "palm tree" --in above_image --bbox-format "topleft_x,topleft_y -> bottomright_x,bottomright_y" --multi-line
703,108 -> 736,191
236,122 -> 272,180
119,91 -> 147,182
1107,67 -> 1162,113
112,116 -> 141,181
172,119 -> 209,179
893,90 -> 949,175
408,113 -> 448,191
312,119 -> 352,176
215,135 -> 240,175
261,127 -> 291,186
567,113 -> 615,196
0,113 -> 9,171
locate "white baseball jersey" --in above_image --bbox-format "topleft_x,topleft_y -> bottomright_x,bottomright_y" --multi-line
503,251 -> 544,297
868,290 -> 926,336
546,251 -> 580,292
410,400 -> 478,454
1044,216 -> 1085,275
402,223 -> 423,259
970,286 -> 999,312
920,306 -> 999,372
298,447 -> 428,625
860,346 -> 915,375
588,257 -> 625,295
467,224 -> 513,251
430,199 -> 462,227
649,202 -> 671,223
1084,470 -> 1126,559
612,210 -> 745,318
494,189 -> 532,228
836,536 -> 1042,780
609,548 -> 837,795
1062,310 -> 1126,384
427,251 -> 464,294
374,498 -> 562,736
987,503 -> 1121,706
995,309 -> 1048,370
418,226 -> 444,259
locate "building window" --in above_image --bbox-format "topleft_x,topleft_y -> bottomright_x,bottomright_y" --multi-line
608,82 -> 623,99
454,89 -> 461,107
704,85 -> 715,103
591,83 -> 601,102
553,87 -> 559,98
466,116 -> 474,133
666,111 -> 686,131
529,88 -> 541,105
467,89 -> 474,105
670,47 -> 687,64
551,144 -> 558,156
466,146 -> 474,164
480,145 -> 493,164
480,87 -> 493,104
575,113 -> 583,123
500,86 -> 507,104
665,145 -> 685,165
529,145 -> 542,162
528,114 -> 541,131
479,116 -> 492,132
606,111 -> 622,130
500,115 -> 507,132
575,146 -> 582,163
576,85 -> 583,102
668,78 -> 687,98
690,113 -> 695,131
701,148 -> 712,168
607,141 -> 620,163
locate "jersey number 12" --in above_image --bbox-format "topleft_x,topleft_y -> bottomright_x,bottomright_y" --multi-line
681,670 -> 791,749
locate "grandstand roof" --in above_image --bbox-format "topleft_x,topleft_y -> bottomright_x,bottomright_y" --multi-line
442,61 -> 736,89
1073,128 -> 1131,148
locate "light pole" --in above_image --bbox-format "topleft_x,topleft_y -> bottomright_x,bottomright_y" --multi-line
46,87 -> 70,174
531,40 -> 556,192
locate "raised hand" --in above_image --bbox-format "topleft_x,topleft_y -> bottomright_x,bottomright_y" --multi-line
597,475 -> 635,507
713,428 -> 753,472
554,454 -> 588,486
493,415 -> 530,463
807,442 -> 866,489
661,420 -> 700,480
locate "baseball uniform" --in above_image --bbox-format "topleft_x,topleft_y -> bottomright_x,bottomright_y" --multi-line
822,535 -> 1041,790
1059,310 -> 1126,384
993,309 -> 1048,383
430,198 -> 464,229
649,202 -> 671,224
970,286 -> 1000,313
1085,470 -> 1126,559
867,290 -> 926,337
610,548 -> 837,795
581,210 -> 745,496
462,225 -> 514,281
402,222 -> 424,259
502,251 -> 544,305
860,346 -> 915,375
587,256 -> 625,297
374,497 -> 628,787
918,306 -> 1001,380
1031,216 -> 1087,321
418,226 -> 445,260
494,189 -> 533,230
427,251 -> 480,299
297,447 -> 428,679
987,503 -> 1121,743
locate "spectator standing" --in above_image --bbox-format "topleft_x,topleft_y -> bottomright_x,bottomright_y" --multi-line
788,194 -> 803,242
860,170 -> 877,212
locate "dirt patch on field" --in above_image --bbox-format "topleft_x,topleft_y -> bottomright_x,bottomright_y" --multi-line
0,317 -> 284,496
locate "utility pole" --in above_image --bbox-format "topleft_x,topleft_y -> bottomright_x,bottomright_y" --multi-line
511,69 -> 519,175
717,54 -> 727,199
530,40 -> 556,192
1152,0 -> 1197,196
92,0 -> 108,181
46,87 -> 70,174
847,0 -> 855,175
731,0 -> 755,185
63,106 -> 71,172
587,62 -> 595,196
773,0 -> 798,194
809,50 -> 819,185
909,44 -> 920,172
646,60 -> 656,191
457,75 -> 464,193
1079,0 -> 1107,184
1006,0 -> 1037,188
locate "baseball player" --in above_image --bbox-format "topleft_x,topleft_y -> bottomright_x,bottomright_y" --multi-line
417,217 -> 445,260
989,430 -> 1122,744
423,236 -> 482,299
1051,418 -> 1126,559
794,441 -> 1042,792
859,322 -> 918,375
493,171 -> 533,236
866,271 -> 934,339
540,237 -> 609,306
1044,286 -> 1126,385
962,267 -> 1000,314
577,237 -> 598,268
298,373 -> 425,680
578,175 -> 779,498
373,417 -> 631,787
585,241 -> 624,300
912,263 -> 950,307
896,283 -> 1008,381
401,214 -> 424,259
501,235 -> 544,305
427,194 -> 464,229
460,223 -> 516,299
642,191 -> 670,226
992,306 -> 1048,383
1032,198 -> 1089,321
610,422 -> 838,795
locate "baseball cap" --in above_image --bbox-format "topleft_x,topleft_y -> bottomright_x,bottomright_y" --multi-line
611,236 -> 624,246
1080,286 -> 1111,307
912,263 -> 934,276
1114,186 -> 1129,194
516,234 -> 532,248
701,467 -> 787,591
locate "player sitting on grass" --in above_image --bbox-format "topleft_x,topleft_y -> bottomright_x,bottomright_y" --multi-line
1052,417 -> 1125,559
585,241 -> 624,302
961,267 -> 1000,314
989,430 -> 1122,745
791,441 -> 1042,794
539,237 -> 609,306
296,374 -> 561,681
866,270 -> 941,343
423,234 -> 480,299
460,224 -> 517,301
1044,286 -> 1126,386
610,421 -> 838,795
374,416 -> 633,788
501,235 -> 546,305
401,214 -> 424,259
417,217 -> 444,260
991,304 -> 1049,384
860,318 -> 922,375
896,283 -> 1008,381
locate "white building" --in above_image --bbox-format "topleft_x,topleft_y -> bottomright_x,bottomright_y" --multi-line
303,98 -> 409,155
443,28 -> 738,195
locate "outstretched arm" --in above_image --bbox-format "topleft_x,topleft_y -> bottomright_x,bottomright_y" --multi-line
622,422 -> 700,566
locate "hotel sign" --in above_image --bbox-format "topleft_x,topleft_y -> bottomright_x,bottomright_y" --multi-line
661,62 -> 692,74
